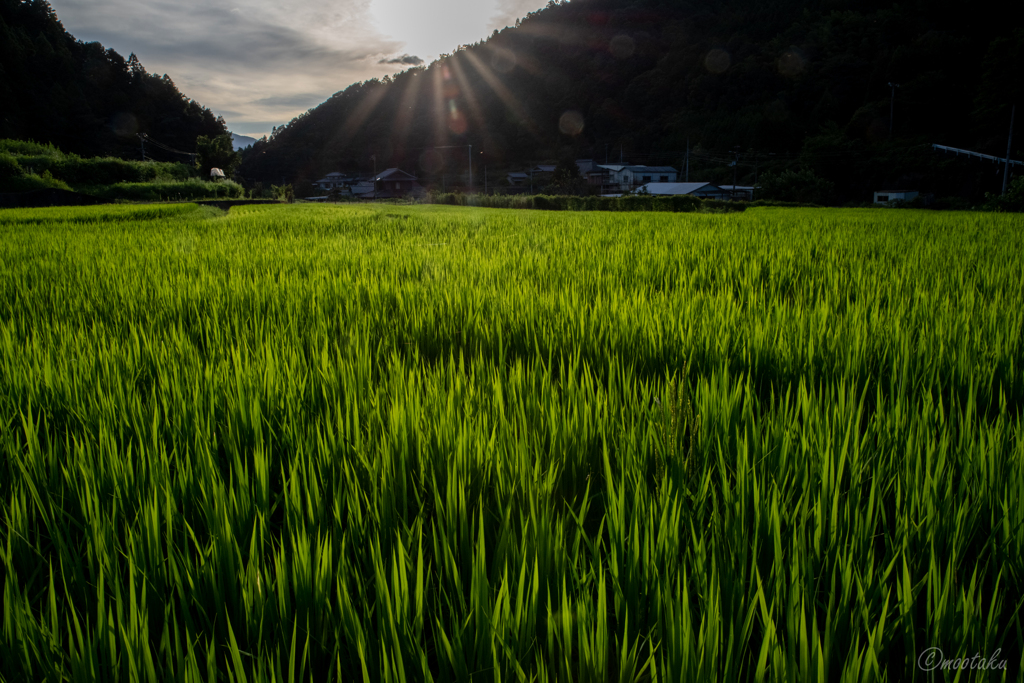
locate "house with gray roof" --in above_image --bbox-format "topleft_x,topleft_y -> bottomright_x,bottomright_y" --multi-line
587,164 -> 679,192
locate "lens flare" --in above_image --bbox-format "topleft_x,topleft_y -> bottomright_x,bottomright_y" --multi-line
111,112 -> 138,138
448,100 -> 467,135
778,48 -> 806,77
559,110 -> 585,136
490,47 -> 516,74
704,49 -> 730,74
610,35 -> 635,60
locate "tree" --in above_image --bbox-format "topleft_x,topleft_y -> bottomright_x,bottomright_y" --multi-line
0,1 -> 227,158
757,168 -> 835,205
196,133 -> 240,178
550,155 -> 588,195
983,175 -> 1024,212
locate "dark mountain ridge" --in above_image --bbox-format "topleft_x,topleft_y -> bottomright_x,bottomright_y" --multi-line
0,0 -> 228,161
240,0 -> 1022,203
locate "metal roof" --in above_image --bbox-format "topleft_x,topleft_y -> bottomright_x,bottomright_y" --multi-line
624,165 -> 679,173
372,168 -> 418,181
596,165 -> 678,174
638,182 -> 725,195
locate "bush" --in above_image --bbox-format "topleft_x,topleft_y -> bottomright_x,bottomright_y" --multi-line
0,139 -> 60,156
270,183 -> 294,202
0,153 -> 23,180
421,192 -> 727,213
1,170 -> 72,193
982,175 -> 1024,212
757,168 -> 835,205
87,179 -> 245,202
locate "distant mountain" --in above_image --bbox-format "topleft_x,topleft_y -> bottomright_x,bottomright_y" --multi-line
239,0 -> 1022,203
0,0 -> 228,160
232,133 -> 257,151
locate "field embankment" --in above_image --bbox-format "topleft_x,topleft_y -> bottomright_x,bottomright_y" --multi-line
0,139 -> 244,204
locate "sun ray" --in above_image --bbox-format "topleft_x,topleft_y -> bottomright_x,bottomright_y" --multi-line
328,82 -> 390,150
389,68 -> 426,159
431,63 -> 449,145
461,48 -> 542,140
447,54 -> 495,151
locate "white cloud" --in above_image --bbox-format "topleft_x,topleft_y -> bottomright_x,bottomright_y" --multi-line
46,0 -> 549,138
488,0 -> 549,31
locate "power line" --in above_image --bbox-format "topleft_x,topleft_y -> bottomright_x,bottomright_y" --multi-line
137,133 -> 197,165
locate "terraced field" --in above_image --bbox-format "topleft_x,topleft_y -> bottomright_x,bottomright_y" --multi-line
1,203 -> 1022,681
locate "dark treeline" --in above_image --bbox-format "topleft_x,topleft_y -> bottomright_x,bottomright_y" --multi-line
240,0 -> 1023,204
0,0 -> 228,161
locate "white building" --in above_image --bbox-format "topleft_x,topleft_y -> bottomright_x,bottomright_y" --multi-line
313,172 -> 354,192
588,164 -> 679,192
874,190 -> 918,203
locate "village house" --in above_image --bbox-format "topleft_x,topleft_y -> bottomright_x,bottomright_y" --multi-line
600,165 -> 679,191
357,168 -> 424,199
575,161 -> 680,193
312,171 -> 355,193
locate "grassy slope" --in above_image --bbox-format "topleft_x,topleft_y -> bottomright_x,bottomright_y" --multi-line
0,140 -> 243,200
0,203 -> 1022,681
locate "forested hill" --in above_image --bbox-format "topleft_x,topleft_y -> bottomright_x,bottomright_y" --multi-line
240,0 -> 1022,202
0,0 -> 227,160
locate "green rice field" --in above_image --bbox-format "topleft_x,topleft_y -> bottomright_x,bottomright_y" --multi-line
1,203 -> 1022,681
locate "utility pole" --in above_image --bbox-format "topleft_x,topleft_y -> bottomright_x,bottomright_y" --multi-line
888,83 -> 900,138
685,137 -> 689,182
732,149 -> 740,200
371,155 -> 377,200
1003,104 -> 1016,196
753,153 -> 758,200
138,134 -> 145,161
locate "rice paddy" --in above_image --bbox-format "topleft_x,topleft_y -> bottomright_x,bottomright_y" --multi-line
1,202 -> 1022,682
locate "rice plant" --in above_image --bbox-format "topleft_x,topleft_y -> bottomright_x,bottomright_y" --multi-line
0,202 -> 1022,682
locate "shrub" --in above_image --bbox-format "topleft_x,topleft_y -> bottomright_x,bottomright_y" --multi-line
1,170 -> 72,193
88,179 -> 245,202
0,139 -> 60,156
421,192 -> 729,213
270,184 -> 294,202
0,153 -> 23,180
982,175 -> 1024,212
757,168 -> 835,205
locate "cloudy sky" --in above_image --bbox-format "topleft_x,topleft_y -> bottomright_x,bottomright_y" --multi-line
47,0 -> 549,139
